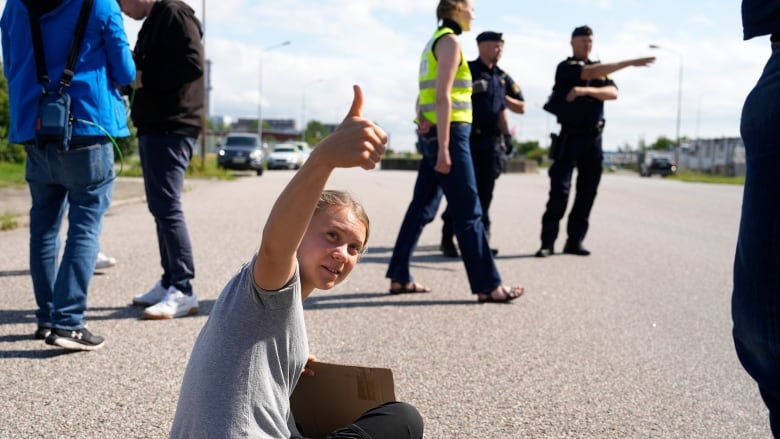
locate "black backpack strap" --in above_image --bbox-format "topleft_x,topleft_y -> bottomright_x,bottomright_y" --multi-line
60,0 -> 94,88
23,0 -> 50,86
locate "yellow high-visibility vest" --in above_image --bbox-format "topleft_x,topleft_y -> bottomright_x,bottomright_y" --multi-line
418,26 -> 472,124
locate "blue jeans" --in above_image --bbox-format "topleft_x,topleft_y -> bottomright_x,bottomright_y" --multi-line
139,134 -> 195,294
25,139 -> 114,330
386,123 -> 501,294
732,41 -> 780,437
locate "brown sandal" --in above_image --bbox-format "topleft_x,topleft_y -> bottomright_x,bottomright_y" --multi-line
477,286 -> 524,303
389,281 -> 432,295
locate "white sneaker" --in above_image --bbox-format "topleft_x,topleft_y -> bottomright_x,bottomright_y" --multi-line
95,252 -> 117,270
132,281 -> 168,306
142,287 -> 199,320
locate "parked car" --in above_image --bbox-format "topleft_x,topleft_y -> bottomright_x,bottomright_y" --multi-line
217,133 -> 264,175
640,157 -> 677,177
265,142 -> 309,170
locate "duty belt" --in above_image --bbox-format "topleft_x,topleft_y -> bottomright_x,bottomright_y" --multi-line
472,127 -> 501,137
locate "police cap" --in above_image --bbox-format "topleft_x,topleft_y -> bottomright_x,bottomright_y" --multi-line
476,31 -> 503,43
571,25 -> 593,38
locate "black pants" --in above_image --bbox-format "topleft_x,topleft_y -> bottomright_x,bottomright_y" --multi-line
441,134 -> 502,243
325,402 -> 424,439
540,131 -> 603,247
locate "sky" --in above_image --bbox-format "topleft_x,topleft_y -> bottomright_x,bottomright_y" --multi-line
2,0 -> 769,152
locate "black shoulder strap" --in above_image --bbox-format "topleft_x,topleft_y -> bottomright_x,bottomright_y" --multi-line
61,0 -> 94,88
24,0 -> 94,89
24,0 -> 49,86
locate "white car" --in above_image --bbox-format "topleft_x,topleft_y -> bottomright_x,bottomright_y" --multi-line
266,143 -> 309,170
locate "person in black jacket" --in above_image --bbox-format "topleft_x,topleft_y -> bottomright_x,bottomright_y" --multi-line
119,0 -> 204,319
732,1 -> 780,436
536,25 -> 654,258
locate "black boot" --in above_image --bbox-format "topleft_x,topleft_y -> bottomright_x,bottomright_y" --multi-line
563,241 -> 590,256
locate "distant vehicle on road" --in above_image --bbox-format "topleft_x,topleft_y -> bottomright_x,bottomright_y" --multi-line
217,133 -> 264,175
266,142 -> 309,170
640,157 -> 677,177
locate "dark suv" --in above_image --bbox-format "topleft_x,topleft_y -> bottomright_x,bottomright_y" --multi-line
640,157 -> 677,177
217,133 -> 264,175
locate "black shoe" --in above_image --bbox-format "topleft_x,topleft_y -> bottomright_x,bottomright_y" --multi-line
45,327 -> 105,351
535,247 -> 554,258
440,241 -> 459,258
563,242 -> 591,256
34,326 -> 51,340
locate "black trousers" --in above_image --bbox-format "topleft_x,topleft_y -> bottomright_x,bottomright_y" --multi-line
540,131 -> 603,247
441,134 -> 502,242
325,402 -> 424,439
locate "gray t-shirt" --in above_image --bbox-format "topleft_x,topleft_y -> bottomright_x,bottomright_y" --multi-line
170,255 -> 308,438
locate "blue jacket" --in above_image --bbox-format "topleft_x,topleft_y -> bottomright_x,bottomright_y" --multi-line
1,0 -> 135,143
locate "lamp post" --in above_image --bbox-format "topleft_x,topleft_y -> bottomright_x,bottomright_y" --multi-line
649,44 -> 683,167
199,0 -> 207,169
257,40 -> 291,148
301,78 -> 324,143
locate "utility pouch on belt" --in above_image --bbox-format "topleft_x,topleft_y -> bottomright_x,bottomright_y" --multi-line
25,0 -> 93,150
548,133 -> 560,160
35,90 -> 73,150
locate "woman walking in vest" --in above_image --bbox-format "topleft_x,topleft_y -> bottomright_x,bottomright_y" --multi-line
385,0 -> 524,303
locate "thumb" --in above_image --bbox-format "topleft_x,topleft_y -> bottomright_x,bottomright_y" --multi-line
344,84 -> 363,120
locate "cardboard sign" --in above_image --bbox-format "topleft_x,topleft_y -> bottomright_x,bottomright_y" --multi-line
290,362 -> 396,439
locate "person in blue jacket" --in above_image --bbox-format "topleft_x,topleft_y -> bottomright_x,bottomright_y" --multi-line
1,0 -> 135,350
733,1 -> 780,436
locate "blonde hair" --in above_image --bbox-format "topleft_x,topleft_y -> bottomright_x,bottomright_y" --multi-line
314,190 -> 370,250
437,0 -> 467,21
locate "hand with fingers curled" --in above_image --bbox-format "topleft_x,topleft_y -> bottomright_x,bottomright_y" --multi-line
311,85 -> 388,170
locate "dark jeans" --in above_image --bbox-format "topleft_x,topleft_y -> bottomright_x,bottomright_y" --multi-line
25,139 -> 114,330
732,40 -> 780,437
539,131 -> 603,248
441,134 -> 502,243
325,402 -> 423,439
386,123 -> 501,294
139,134 -> 195,294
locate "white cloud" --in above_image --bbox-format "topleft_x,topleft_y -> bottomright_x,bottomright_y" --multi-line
0,0 -> 765,152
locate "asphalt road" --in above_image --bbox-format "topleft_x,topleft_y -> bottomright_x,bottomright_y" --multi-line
0,168 -> 770,438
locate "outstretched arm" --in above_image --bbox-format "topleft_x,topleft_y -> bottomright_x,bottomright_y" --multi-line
580,56 -> 655,80
253,85 -> 387,291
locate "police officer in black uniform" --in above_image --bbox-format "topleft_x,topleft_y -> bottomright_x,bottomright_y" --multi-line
440,30 -> 525,257
536,25 -> 655,257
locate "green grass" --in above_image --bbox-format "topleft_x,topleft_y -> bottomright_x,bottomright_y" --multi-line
667,170 -> 745,185
0,161 -> 26,188
117,153 -> 235,180
0,211 -> 17,230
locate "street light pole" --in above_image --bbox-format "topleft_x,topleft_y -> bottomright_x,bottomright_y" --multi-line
649,44 -> 683,167
301,78 -> 324,143
257,41 -> 291,147
200,0 -> 207,169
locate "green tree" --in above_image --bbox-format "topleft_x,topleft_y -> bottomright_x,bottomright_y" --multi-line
648,136 -> 675,151
0,61 -> 25,163
0,61 -> 8,129
304,120 -> 329,146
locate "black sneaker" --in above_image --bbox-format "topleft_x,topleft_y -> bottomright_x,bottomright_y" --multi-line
45,327 -> 105,351
535,247 -> 554,258
33,326 -> 51,340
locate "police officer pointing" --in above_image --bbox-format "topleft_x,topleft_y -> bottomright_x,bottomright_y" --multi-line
535,25 -> 654,257
440,30 -> 525,257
